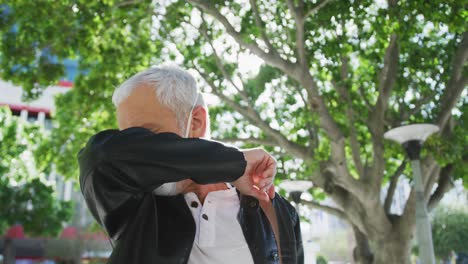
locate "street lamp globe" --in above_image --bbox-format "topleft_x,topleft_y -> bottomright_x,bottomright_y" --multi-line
384,124 -> 439,160
384,123 -> 439,144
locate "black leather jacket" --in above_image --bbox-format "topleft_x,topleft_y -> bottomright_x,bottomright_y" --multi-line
78,127 -> 303,264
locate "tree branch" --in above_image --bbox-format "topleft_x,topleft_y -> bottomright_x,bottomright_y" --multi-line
292,84 -> 318,149
166,31 -> 303,158
351,225 -> 375,264
188,0 -> 297,76
334,55 -> 364,176
297,69 -> 349,187
286,0 -> 307,67
319,181 -> 391,237
217,137 -> 278,147
249,0 -> 277,54
428,164 -> 455,211
426,120 -> 462,210
302,200 -> 347,220
368,33 -> 399,183
196,15 -> 254,107
373,33 -> 399,122
285,0 -> 297,16
299,75 -> 345,145
395,89 -> 438,126
115,0 -> 140,7
401,188 -> 416,230
421,156 -> 439,192
321,164 -> 371,208
189,0 -> 344,154
424,161 -> 441,200
305,0 -> 333,18
357,85 -> 373,112
383,160 -> 406,214
436,32 -> 468,130
190,18 -> 312,159
194,67 -> 310,160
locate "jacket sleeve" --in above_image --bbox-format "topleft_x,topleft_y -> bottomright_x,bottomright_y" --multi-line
78,127 -> 247,238
79,127 -> 247,193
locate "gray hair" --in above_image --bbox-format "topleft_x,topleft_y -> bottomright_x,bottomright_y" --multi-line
112,65 -> 205,131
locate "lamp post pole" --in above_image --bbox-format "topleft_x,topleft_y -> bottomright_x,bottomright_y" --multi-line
404,141 -> 436,264
385,124 -> 438,264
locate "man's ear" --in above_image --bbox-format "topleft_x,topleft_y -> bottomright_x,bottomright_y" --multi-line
189,106 -> 207,138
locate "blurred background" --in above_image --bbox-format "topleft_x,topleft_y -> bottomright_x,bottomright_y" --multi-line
0,0 -> 467,263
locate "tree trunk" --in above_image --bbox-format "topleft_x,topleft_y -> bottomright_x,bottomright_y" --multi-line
352,226 -> 374,264
373,236 -> 412,264
352,221 -> 413,264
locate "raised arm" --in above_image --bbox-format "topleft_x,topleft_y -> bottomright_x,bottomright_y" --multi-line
79,127 -> 277,238
78,127 -> 247,193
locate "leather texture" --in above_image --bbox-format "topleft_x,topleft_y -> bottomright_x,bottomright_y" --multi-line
78,127 -> 303,264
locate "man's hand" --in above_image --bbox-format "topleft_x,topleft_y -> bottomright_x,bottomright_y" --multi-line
233,148 -> 276,202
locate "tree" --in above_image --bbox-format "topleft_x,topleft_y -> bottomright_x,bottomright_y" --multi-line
0,107 -> 72,236
0,1 -> 466,263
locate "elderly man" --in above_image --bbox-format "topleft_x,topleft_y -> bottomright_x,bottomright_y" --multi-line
78,66 -> 303,264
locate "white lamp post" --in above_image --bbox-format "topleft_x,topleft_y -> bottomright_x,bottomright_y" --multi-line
279,180 -> 313,210
384,124 -> 438,264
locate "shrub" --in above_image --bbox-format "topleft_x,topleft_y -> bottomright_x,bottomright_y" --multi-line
432,207 -> 468,260
316,255 -> 328,264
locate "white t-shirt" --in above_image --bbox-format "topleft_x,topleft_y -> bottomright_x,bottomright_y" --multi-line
183,185 -> 255,264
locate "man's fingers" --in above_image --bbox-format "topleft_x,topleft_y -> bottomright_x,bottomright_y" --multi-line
252,185 -> 270,202
267,185 -> 275,199
252,174 -> 273,189
261,159 -> 276,179
240,148 -> 276,202
260,183 -> 275,199
257,177 -> 273,188
252,164 -> 275,184
250,151 -> 275,176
